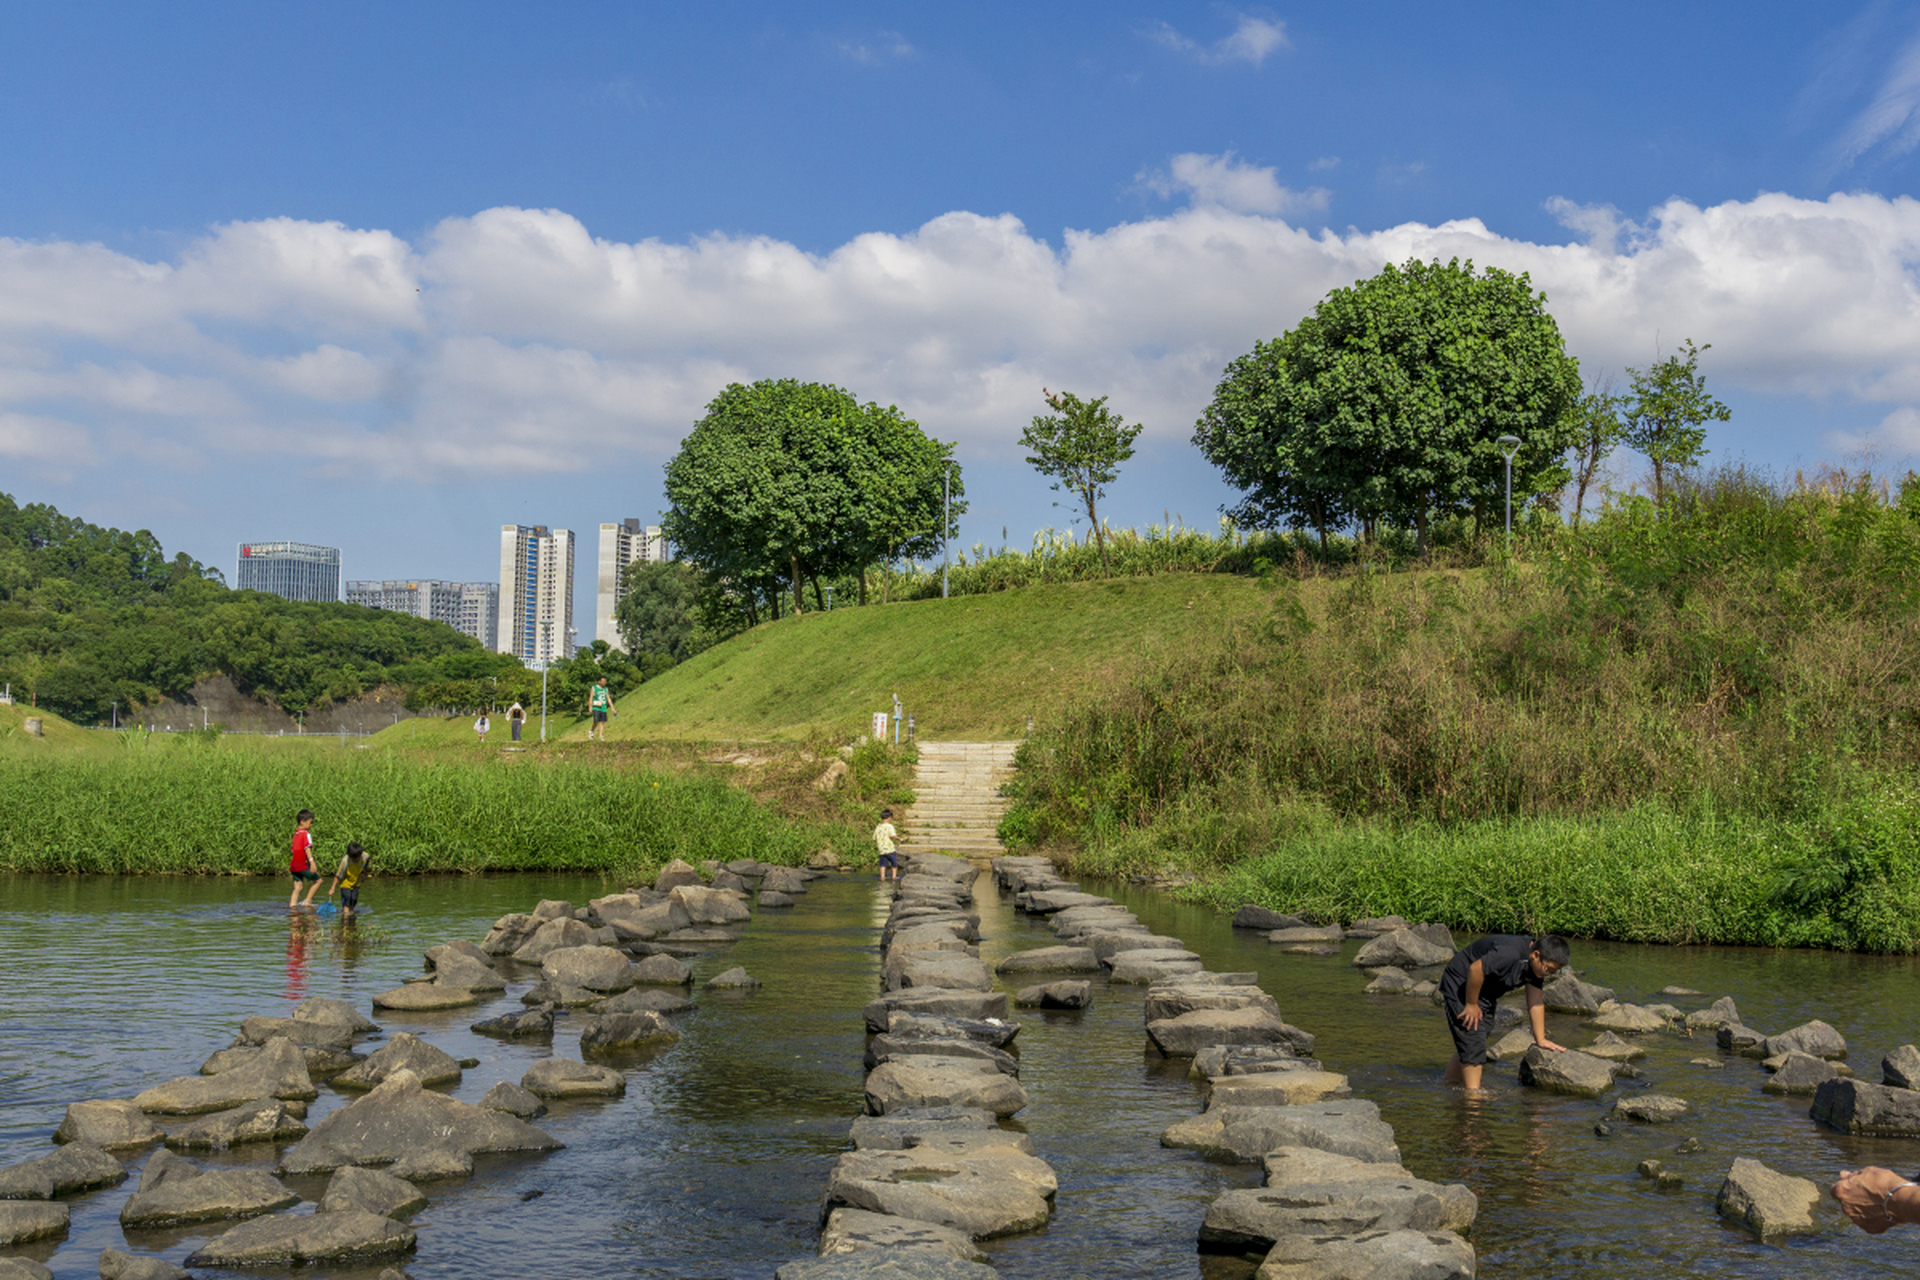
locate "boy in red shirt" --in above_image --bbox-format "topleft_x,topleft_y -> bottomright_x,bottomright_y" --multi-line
288,809 -> 323,909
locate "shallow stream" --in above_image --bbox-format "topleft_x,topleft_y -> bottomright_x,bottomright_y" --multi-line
1,870 -> 1916,1278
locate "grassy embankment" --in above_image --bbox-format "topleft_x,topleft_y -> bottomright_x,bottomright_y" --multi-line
0,724 -> 921,880
1001,469 -> 1920,951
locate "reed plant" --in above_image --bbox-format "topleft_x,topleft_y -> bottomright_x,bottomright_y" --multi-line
0,739 -> 821,883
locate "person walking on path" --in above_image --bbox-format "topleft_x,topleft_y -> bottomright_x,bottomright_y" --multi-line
475,712 -> 491,747
588,678 -> 615,741
326,841 -> 371,921
873,808 -> 900,881
287,809 -> 323,909
1439,933 -> 1570,1092
507,701 -> 526,743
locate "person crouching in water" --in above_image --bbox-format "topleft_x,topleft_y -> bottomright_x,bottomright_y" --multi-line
327,841 -> 371,920
1440,933 -> 1571,1092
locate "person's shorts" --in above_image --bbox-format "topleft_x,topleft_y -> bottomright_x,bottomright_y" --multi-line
1443,1000 -> 1492,1065
593,710 -> 608,723
339,887 -> 360,909
291,870 -> 321,883
878,852 -> 899,868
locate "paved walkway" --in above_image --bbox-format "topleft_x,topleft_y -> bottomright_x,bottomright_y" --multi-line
897,740 -> 1021,859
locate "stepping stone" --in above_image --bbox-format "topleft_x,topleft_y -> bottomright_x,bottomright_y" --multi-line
118,1152 -> 298,1228
0,1143 -> 124,1199
1257,1229 -> 1474,1279
164,1099 -> 308,1150
1201,1174 -> 1476,1250
521,1059 -> 626,1100
51,1100 -> 161,1150
1162,1102 -> 1401,1165
817,1207 -> 987,1262
1012,981 -> 1091,1009
371,983 -> 484,1011
317,1166 -> 427,1219
185,1209 -> 415,1267
1611,1094 -> 1690,1123
1147,1007 -> 1313,1058
0,1201 -> 67,1246
865,1057 -> 1029,1118
134,1040 -> 315,1115
334,1033 -> 462,1090
1206,1072 -> 1352,1108
776,1251 -> 1000,1279
823,1145 -> 1055,1239
993,946 -> 1098,975
280,1068 -> 561,1177
1584,1032 -> 1647,1062
1714,1156 -> 1818,1238
1517,1047 -> 1617,1098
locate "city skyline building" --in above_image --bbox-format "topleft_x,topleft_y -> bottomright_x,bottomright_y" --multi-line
496,525 -> 574,665
595,518 -> 669,648
346,579 -> 499,649
236,541 -> 341,603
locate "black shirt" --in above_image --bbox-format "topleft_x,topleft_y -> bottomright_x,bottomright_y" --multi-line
1440,934 -> 1542,1009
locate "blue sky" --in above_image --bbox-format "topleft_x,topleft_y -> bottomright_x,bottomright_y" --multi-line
6,3 -> 1920,641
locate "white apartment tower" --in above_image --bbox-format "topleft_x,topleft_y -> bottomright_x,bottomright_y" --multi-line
595,518 -> 669,648
346,580 -> 500,649
497,525 -> 574,664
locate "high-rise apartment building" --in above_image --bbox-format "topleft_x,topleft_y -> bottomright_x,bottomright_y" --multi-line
236,541 -> 341,603
497,525 -> 574,664
595,518 -> 669,648
346,579 -> 500,649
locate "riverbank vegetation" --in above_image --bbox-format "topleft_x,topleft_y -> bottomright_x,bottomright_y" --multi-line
1002,467 -> 1920,950
0,733 -> 917,882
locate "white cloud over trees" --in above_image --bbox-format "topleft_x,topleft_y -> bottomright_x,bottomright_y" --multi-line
6,181 -> 1920,477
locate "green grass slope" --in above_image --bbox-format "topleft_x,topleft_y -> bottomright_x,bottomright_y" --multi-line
0,702 -> 95,754
611,573 -> 1274,741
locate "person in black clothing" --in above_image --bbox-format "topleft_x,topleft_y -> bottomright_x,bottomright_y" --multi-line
1440,933 -> 1571,1091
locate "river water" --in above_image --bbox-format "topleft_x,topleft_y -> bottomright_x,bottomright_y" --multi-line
1,870 -> 1916,1278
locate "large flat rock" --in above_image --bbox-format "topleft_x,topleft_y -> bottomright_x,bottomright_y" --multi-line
134,1039 -> 316,1115
847,1108 -> 1031,1154
185,1209 -> 416,1267
542,944 -> 636,992
864,991 -> 1010,1031
1255,1229 -> 1475,1280
371,982 -> 485,1011
1206,1073 -> 1353,1109
1811,1078 -> 1920,1136
823,1146 -> 1056,1239
279,1068 -> 560,1178
164,1099 -> 308,1150
1144,983 -> 1280,1023
883,952 -> 993,994
333,1032 -> 463,1090
1516,1047 -> 1617,1099
993,947 -> 1099,975
119,1152 -> 298,1228
777,1251 -> 1001,1279
0,1143 -> 124,1199
1148,1007 -> 1310,1058
818,1207 -> 987,1262
1714,1156 -> 1818,1238
1202,1176 -> 1476,1251
0,1201 -> 67,1245
1163,1103 -> 1401,1165
866,1057 -> 1029,1118
1350,930 -> 1453,970
51,1100 -> 161,1150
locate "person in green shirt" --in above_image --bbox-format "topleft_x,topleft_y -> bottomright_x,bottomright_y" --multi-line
589,678 -> 615,741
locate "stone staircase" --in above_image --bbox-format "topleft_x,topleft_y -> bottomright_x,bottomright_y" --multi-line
898,740 -> 1021,860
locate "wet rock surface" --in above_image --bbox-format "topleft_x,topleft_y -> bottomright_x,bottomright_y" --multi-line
1714,1156 -> 1818,1237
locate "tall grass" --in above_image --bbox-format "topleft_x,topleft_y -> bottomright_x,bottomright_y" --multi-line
1002,467 -> 1920,950
0,739 -> 822,881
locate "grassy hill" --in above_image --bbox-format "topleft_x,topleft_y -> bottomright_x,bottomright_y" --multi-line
0,702 -> 95,754
603,572 -> 1275,742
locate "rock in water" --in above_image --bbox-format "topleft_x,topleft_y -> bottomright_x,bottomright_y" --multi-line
1516,1047 -> 1617,1098
1256,1229 -> 1475,1280
50,1100 -> 161,1150
0,1201 -> 67,1246
822,1144 -> 1055,1240
1350,929 -> 1454,970
1811,1078 -> 1920,1136
1763,1053 -> 1841,1095
164,1100 -> 308,1150
317,1166 -> 428,1219
0,1143 -> 124,1199
1611,1094 -> 1690,1123
1684,996 -> 1740,1031
578,1010 -> 680,1054
1162,1103 -> 1400,1165
98,1248 -> 190,1280
1542,973 -> 1614,1015
706,966 -> 762,990
1885,1044 -> 1920,1090
520,1059 -> 626,1100
118,1151 -> 299,1227
133,1039 -> 316,1115
185,1209 -> 416,1267
1762,1019 -> 1847,1061
478,1081 -> 547,1120
278,1068 -> 561,1177
333,1033 -> 463,1091
1714,1157 -> 1818,1237
776,1253 -> 1001,1280
471,1007 -> 556,1039
817,1207 -> 987,1262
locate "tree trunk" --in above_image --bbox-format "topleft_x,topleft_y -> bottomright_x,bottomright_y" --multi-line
1414,504 -> 1430,556
1086,488 -> 1111,577
809,573 -> 826,611
859,568 -> 868,606
790,556 -> 804,617
1652,459 -> 1666,508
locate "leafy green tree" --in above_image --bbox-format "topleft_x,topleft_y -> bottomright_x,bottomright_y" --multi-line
1020,390 -> 1143,577
662,380 -> 962,621
615,560 -> 700,663
1621,339 -> 1730,506
1194,258 -> 1583,552
1569,384 -> 1625,528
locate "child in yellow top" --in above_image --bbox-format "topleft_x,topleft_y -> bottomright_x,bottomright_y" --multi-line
873,809 -> 900,881
327,841 -> 371,919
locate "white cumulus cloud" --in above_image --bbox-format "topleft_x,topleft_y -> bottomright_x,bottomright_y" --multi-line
6,190 -> 1920,483
1137,152 -> 1329,216
1151,14 -> 1287,67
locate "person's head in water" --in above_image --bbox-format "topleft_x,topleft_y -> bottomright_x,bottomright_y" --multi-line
346,841 -> 365,862
1529,934 -> 1571,980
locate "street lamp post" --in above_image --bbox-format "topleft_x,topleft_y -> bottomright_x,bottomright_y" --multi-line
941,461 -> 952,600
1497,435 -> 1522,544
539,620 -> 551,743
